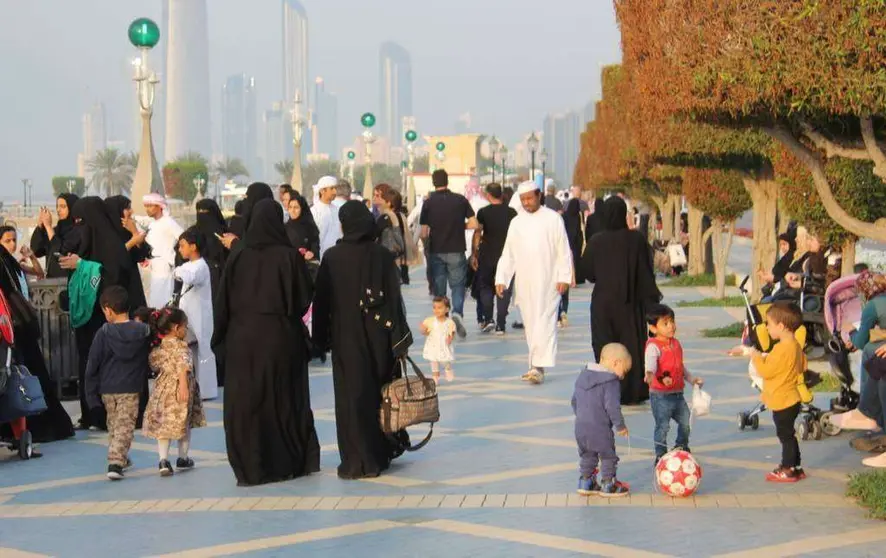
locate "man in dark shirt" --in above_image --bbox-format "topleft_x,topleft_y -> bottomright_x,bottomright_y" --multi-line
420,170 -> 478,337
543,180 -> 563,213
472,183 -> 517,334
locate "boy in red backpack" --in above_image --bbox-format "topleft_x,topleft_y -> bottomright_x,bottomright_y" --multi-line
645,304 -> 703,465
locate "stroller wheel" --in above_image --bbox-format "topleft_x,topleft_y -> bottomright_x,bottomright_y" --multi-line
796,420 -> 810,441
820,412 -> 842,437
18,430 -> 32,460
810,420 -> 823,441
750,414 -> 760,431
738,412 -> 748,431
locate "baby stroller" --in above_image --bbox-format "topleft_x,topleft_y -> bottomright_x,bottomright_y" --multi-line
0,289 -> 41,460
735,277 -> 827,439
820,274 -> 862,430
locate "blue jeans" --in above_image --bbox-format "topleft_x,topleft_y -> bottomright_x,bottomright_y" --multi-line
429,252 -> 467,316
650,392 -> 691,458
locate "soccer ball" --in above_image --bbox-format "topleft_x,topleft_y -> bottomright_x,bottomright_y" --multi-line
654,450 -> 703,497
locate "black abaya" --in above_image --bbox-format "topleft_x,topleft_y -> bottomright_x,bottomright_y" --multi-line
581,197 -> 661,405
29,193 -> 80,278
212,199 -> 319,486
195,199 -> 229,386
564,198 -> 585,284
103,196 -> 149,310
312,200 -> 410,479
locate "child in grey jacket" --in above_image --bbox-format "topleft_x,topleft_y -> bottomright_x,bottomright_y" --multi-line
572,343 -> 631,497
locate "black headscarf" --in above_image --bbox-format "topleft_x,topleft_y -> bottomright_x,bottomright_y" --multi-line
71,197 -> 130,287
103,195 -> 132,241
284,193 -> 320,253
55,193 -> 80,239
339,200 -> 376,243
602,197 -> 629,231
585,198 -> 606,241
246,199 -> 290,250
196,199 -> 226,235
771,232 -> 797,282
242,182 -> 274,232
0,229 -> 23,295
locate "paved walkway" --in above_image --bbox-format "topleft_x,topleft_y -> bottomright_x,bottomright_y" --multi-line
1,273 -> 884,557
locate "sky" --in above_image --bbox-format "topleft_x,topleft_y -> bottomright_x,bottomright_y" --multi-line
0,0 -> 622,202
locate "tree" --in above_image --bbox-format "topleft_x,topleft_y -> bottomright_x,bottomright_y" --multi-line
274,160 -> 294,184
683,169 -> 752,298
615,0 -> 886,242
120,151 -> 139,170
86,147 -> 134,196
173,151 -> 209,167
302,160 -> 342,190
51,176 -> 87,197
162,161 -> 208,203
212,157 -> 250,182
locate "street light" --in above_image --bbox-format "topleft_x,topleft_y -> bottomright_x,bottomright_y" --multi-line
527,132 -> 540,181
128,17 -> 163,204
540,148 -> 549,185
21,179 -> 31,208
500,145 -> 509,185
347,150 -> 356,186
435,141 -> 446,170
290,90 -> 307,199
405,129 -> 418,212
66,179 -> 76,193
488,135 -> 500,184
360,113 -> 377,199
192,175 -> 206,203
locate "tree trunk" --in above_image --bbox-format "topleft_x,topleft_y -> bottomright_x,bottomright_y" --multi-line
648,207 -> 659,244
743,177 -> 779,302
673,194 -> 683,239
841,240 -> 857,277
654,196 -> 675,242
712,219 -> 736,299
687,204 -> 705,275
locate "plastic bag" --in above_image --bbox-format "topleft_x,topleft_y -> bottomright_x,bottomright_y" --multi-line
691,385 -> 712,417
668,243 -> 687,267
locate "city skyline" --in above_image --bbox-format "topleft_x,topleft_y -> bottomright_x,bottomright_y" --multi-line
282,0 -> 309,110
221,73 -> 258,176
378,41 -> 413,146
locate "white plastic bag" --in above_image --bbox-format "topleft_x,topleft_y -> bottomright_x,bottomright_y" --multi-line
691,385 -> 712,417
668,243 -> 687,267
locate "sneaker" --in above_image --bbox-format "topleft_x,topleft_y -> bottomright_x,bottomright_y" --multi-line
159,459 -> 174,477
452,313 -> 467,339
107,464 -> 124,481
176,457 -> 195,470
482,322 -> 496,334
512,321 -> 525,330
122,457 -> 133,471
599,479 -> 630,498
765,467 -> 799,483
792,467 -> 807,480
577,475 -> 600,495
494,326 -> 505,336
862,452 -> 886,468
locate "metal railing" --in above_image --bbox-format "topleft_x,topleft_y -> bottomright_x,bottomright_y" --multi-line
30,278 -> 79,400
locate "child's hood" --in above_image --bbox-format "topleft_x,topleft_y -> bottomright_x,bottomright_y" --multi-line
103,321 -> 151,356
575,363 -> 620,391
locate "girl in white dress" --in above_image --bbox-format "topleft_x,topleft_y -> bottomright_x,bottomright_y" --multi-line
174,228 -> 218,400
421,296 -> 456,384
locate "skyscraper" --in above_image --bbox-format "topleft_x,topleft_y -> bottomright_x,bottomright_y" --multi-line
263,103 -> 287,182
312,77 -> 338,159
283,0 -> 309,108
543,111 -> 581,185
222,74 -> 258,174
165,0 -> 212,161
379,42 -> 413,144
82,102 -> 108,163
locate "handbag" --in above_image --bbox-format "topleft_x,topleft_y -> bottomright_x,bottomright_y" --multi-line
667,242 -> 687,267
0,349 -> 48,423
1,264 -> 40,338
379,356 -> 439,452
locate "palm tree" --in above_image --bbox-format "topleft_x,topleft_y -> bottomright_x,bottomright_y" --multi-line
212,157 -> 250,182
86,148 -> 134,196
274,160 -> 294,183
120,151 -> 139,169
173,151 -> 209,166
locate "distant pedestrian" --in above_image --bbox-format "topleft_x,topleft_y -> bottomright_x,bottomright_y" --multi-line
473,183 -> 517,335
311,175 -> 343,259
544,180 -> 563,213
333,179 -> 352,208
421,296 -> 457,384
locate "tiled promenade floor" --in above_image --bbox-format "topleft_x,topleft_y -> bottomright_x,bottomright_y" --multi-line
1,267 -> 884,557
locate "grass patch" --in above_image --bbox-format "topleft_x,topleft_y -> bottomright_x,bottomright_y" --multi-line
677,296 -> 745,308
700,322 -> 744,338
848,470 -> 886,519
661,273 -> 737,288
812,372 -> 843,393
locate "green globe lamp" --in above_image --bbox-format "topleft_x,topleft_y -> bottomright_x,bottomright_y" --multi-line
128,18 -> 161,49
360,114 -> 377,199
361,112 -> 377,128
347,150 -> 356,160
405,130 -> 418,143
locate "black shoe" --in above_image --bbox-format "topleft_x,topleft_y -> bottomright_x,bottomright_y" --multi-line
673,445 -> 691,454
494,326 -> 505,336
74,420 -> 90,431
176,457 -> 195,470
107,464 -> 124,481
512,321 -> 524,330
123,457 -> 133,471
159,459 -> 174,477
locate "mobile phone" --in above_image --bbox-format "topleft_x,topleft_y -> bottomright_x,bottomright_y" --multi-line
214,233 -> 224,240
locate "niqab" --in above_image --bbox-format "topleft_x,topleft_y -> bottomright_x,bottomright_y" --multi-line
195,198 -> 228,270
72,197 -> 131,287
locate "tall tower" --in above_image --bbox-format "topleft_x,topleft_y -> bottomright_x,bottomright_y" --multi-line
165,0 -> 212,161
313,77 -> 338,159
222,74 -> 258,175
283,0 -> 309,109
379,42 -> 413,145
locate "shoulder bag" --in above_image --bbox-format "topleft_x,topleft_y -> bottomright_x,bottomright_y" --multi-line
379,356 -> 439,452
0,348 -> 47,423
1,263 -> 40,338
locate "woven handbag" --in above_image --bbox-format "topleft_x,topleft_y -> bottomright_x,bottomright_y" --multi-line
379,356 -> 439,452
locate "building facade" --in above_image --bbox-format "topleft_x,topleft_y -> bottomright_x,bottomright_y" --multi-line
379,42 -> 413,145
263,103 -> 287,183
312,77 -> 338,159
543,112 -> 581,186
283,0 -> 309,109
222,74 -> 258,175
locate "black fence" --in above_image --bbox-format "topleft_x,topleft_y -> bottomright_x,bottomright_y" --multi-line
31,278 -> 79,400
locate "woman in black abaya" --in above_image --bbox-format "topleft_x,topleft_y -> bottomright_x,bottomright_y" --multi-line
581,197 -> 661,405
584,198 -> 605,243
312,201 -> 412,480
284,192 -> 320,259
103,195 -> 149,309
195,198 -> 229,386
29,193 -> 80,277
212,199 -> 320,486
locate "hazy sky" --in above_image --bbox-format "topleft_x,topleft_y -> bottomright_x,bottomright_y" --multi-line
0,0 -> 621,201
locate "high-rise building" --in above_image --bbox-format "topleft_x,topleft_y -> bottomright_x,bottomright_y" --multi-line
165,0 -> 212,161
82,102 -> 108,163
379,42 -> 413,144
222,74 -> 258,175
543,111 -> 582,186
582,100 -> 596,126
283,0 -> 309,109
312,77 -> 338,159
263,103 -> 287,183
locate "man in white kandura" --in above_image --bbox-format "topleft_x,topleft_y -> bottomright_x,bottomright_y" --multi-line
142,193 -> 184,308
495,180 -> 573,385
310,175 -> 343,260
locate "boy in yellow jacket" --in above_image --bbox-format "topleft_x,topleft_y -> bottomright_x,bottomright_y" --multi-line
750,302 -> 806,483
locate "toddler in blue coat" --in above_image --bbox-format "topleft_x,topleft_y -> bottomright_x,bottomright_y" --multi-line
572,343 -> 631,497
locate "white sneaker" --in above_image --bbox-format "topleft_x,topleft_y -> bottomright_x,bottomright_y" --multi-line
863,452 -> 886,468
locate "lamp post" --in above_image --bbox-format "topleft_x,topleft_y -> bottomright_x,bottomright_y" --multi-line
192,175 -> 206,205
488,135 -> 500,185
128,18 -> 163,205
66,179 -> 76,194
527,132 -> 539,182
540,148 -> 549,186
360,113 -> 377,200
405,129 -> 418,212
21,179 -> 31,208
290,90 -> 307,199
434,141 -> 446,171
347,150 -> 356,187
500,145 -> 508,186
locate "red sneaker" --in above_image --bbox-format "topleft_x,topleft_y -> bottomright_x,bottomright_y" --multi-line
766,467 -> 799,483
792,467 -> 807,480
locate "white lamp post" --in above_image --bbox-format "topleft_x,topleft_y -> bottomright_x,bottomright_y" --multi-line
527,132 -> 540,181
290,90 -> 307,199
360,113 -> 377,200
404,130 -> 418,211
128,18 -> 164,204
